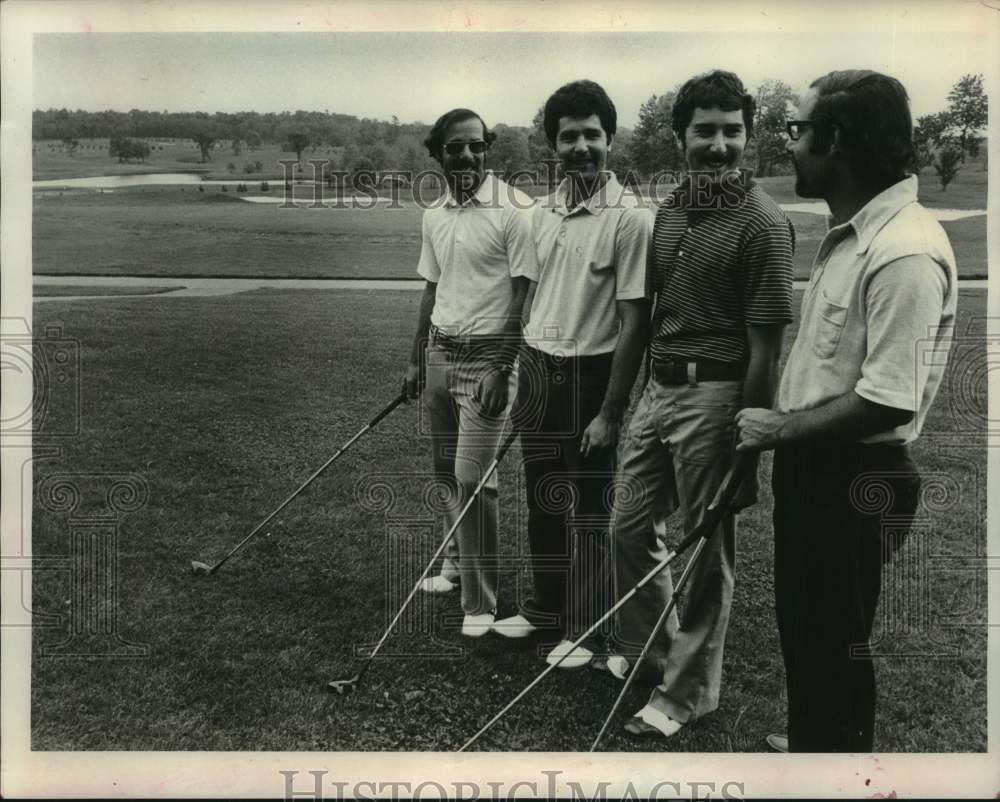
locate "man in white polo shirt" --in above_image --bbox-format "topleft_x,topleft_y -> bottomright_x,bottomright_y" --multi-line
736,71 -> 957,751
402,108 -> 538,637
493,81 -> 651,666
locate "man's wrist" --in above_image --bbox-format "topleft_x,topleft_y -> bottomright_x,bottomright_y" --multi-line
598,401 -> 626,423
772,411 -> 793,446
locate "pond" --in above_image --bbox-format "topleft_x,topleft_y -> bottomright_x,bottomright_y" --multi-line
33,173 -> 206,188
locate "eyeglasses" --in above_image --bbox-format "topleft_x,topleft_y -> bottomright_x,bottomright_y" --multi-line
443,140 -> 489,156
785,120 -> 814,141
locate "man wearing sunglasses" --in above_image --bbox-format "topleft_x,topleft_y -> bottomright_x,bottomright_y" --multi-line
402,108 -> 539,638
736,71 -> 957,751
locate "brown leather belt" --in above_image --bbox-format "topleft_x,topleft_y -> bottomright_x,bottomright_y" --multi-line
652,359 -> 745,385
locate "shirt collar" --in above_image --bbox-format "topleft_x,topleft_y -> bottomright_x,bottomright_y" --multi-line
843,175 -> 920,254
444,171 -> 497,208
553,171 -> 625,217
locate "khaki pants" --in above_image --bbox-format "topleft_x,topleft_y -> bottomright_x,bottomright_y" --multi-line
423,343 -> 513,615
612,376 -> 741,724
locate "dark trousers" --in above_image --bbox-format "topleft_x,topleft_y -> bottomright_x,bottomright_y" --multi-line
513,347 -> 616,645
772,443 -> 920,752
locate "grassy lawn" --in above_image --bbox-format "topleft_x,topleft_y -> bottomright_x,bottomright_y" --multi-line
29,287 -> 987,751
32,165 -> 988,280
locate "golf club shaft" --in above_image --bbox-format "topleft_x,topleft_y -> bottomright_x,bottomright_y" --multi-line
352,428 -> 519,685
459,454 -> 752,752
459,541 -> 693,752
207,392 -> 407,571
590,534 -> 709,750
587,453 -> 751,749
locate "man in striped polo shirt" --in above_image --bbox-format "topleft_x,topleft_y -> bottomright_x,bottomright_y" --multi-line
493,80 -> 652,666
609,70 -> 794,739
402,108 -> 538,638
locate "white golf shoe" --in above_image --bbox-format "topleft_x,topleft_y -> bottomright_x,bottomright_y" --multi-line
418,574 -> 458,594
766,733 -> 789,752
491,614 -> 538,638
545,639 -> 593,669
461,613 -> 495,638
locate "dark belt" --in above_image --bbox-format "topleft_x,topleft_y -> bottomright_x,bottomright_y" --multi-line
651,359 -> 745,385
533,348 -> 614,374
429,325 -> 500,351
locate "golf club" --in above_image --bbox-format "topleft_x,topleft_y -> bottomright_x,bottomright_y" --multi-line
459,453 -> 751,752
191,392 -> 408,576
327,428 -> 519,695
589,454 -> 750,749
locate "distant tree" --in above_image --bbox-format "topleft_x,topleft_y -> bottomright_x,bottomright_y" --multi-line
384,115 -> 400,145
933,146 -> 962,190
913,112 -> 954,168
629,93 -> 681,177
285,131 -> 311,163
527,106 -> 554,180
946,73 -> 987,163
231,138 -> 242,155
108,137 -> 149,163
606,126 -> 635,179
62,137 -> 79,157
227,162 -> 237,174
746,79 -> 798,177
490,125 -> 531,177
245,130 -> 262,150
192,131 -> 217,163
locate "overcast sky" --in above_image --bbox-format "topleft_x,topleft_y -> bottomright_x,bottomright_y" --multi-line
33,28 -> 991,129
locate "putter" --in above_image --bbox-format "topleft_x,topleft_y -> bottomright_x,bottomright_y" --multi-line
459,453 -> 751,752
327,428 -> 519,695
191,392 -> 407,576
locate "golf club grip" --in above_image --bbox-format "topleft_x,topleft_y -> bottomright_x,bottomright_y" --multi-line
367,393 -> 408,429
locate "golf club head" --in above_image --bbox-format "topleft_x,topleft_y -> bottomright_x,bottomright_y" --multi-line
326,676 -> 359,695
190,560 -> 217,576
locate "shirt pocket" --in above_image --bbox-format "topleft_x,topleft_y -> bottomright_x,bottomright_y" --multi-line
811,293 -> 848,359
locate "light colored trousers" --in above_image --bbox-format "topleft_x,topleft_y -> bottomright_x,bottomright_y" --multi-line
612,377 -> 740,724
423,343 -> 513,616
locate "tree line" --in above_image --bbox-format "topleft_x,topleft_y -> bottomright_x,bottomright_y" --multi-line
33,74 -> 985,186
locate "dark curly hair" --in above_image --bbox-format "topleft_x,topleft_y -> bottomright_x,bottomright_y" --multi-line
542,80 -> 617,149
423,108 -> 497,163
671,70 -> 755,143
807,70 -> 915,190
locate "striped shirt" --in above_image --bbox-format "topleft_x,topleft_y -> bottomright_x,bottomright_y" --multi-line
649,172 -> 794,364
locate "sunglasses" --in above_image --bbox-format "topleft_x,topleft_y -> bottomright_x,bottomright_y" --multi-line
785,120 -> 814,141
443,140 -> 489,156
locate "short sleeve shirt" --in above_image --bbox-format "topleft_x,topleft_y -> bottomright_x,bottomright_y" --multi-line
525,173 -> 652,357
417,173 -> 539,336
777,175 -> 958,445
649,172 -> 795,364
